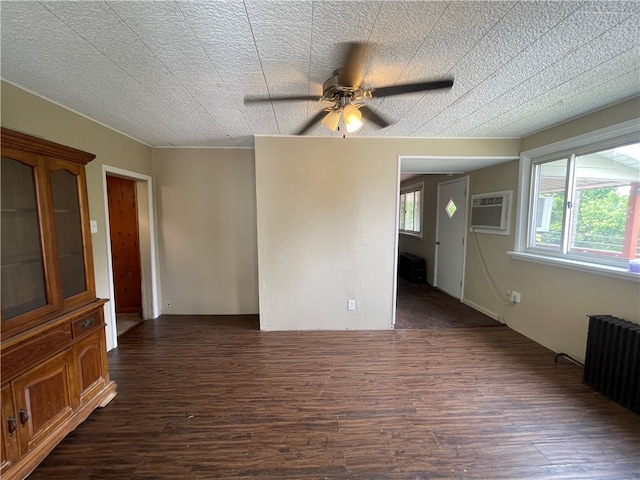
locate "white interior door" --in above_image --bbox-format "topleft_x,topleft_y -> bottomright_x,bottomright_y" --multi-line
434,177 -> 468,299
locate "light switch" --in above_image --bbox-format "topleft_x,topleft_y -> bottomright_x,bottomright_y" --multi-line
90,220 -> 98,234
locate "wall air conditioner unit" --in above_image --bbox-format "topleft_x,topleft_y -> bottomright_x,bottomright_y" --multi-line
470,190 -> 512,235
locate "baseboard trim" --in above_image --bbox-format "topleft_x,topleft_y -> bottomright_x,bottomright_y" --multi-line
461,298 -> 502,323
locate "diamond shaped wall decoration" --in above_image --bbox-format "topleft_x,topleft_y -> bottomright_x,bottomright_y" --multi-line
446,199 -> 457,218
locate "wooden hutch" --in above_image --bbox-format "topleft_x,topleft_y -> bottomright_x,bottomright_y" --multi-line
1,128 -> 117,479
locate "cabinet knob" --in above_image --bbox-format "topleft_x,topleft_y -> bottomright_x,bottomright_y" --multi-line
82,317 -> 95,328
18,408 -> 29,425
7,417 -> 17,434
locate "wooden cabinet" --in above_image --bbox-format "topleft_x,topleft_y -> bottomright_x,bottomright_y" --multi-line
12,350 -> 74,456
0,128 -> 116,480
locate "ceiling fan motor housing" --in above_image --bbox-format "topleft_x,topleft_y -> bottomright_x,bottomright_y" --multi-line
322,70 -> 364,106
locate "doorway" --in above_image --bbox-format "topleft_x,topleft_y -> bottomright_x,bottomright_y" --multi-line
434,176 -> 468,299
107,175 -> 143,335
102,166 -> 159,351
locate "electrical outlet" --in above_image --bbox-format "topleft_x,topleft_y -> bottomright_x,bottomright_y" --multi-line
510,291 -> 521,303
166,301 -> 171,309
347,299 -> 356,311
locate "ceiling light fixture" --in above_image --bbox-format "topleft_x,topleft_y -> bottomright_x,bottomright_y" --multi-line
343,104 -> 363,133
321,110 -> 341,132
320,103 -> 364,134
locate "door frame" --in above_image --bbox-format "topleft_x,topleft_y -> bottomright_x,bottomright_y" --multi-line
102,165 -> 159,350
434,175 -> 469,300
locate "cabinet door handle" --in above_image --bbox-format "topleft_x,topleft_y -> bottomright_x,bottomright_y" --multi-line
7,417 -> 17,434
18,408 -> 29,425
82,317 -> 95,328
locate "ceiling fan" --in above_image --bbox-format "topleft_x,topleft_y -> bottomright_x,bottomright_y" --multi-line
244,42 -> 454,136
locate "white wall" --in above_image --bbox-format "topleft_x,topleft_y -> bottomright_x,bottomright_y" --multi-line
152,148 -> 259,315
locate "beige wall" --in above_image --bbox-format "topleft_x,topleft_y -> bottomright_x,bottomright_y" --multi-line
255,135 -> 521,330
1,81 -> 153,347
152,148 -> 259,315
522,96 -> 640,151
393,99 -> 639,362
464,159 -> 639,362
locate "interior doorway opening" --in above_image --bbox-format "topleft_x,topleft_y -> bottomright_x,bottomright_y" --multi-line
394,153 -> 519,329
102,165 -> 158,350
107,175 -> 143,336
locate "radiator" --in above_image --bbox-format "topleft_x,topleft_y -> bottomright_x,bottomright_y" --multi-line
584,314 -> 640,414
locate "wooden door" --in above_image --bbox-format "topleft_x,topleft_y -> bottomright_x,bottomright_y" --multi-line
74,329 -> 108,406
1,383 -> 19,475
107,176 -> 142,314
12,351 -> 74,455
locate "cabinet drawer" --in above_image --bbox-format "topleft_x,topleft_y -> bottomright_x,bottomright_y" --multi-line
1,322 -> 72,379
71,311 -> 103,339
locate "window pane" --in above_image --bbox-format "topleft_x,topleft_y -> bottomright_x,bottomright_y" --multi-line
570,143 -> 640,260
532,159 -> 567,251
399,185 -> 423,235
413,190 -> 421,232
405,192 -> 415,230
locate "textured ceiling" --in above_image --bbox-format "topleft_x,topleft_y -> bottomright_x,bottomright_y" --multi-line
1,1 -> 639,148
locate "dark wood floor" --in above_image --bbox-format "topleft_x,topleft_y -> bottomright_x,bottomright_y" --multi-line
395,278 -> 503,329
28,315 -> 640,479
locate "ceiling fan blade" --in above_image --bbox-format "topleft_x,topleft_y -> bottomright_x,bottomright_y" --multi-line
360,105 -> 391,129
338,42 -> 368,87
244,94 -> 323,104
372,79 -> 454,98
295,110 -> 327,135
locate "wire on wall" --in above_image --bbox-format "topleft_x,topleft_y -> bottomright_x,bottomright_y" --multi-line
471,230 -> 514,305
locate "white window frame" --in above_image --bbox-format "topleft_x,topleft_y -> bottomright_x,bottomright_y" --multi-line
399,182 -> 424,238
509,119 -> 640,282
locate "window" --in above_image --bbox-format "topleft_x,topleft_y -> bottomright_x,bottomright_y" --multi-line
399,183 -> 423,236
522,132 -> 640,272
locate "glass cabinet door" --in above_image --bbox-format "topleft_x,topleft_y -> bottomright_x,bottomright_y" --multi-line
1,157 -> 55,322
50,168 -> 87,299
1,128 -> 97,338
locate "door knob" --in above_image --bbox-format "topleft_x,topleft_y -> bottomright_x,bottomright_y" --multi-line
7,417 -> 17,434
18,408 -> 29,425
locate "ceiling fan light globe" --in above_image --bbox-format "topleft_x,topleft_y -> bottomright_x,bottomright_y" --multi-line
343,105 -> 363,133
321,110 -> 341,132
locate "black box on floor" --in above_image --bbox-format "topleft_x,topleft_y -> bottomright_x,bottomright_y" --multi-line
398,252 -> 426,283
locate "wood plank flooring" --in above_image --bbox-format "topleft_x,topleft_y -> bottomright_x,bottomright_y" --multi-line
28,315 -> 640,479
394,279 -> 502,329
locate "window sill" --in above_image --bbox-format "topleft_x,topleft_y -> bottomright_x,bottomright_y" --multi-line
507,251 -> 640,283
400,231 -> 423,239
